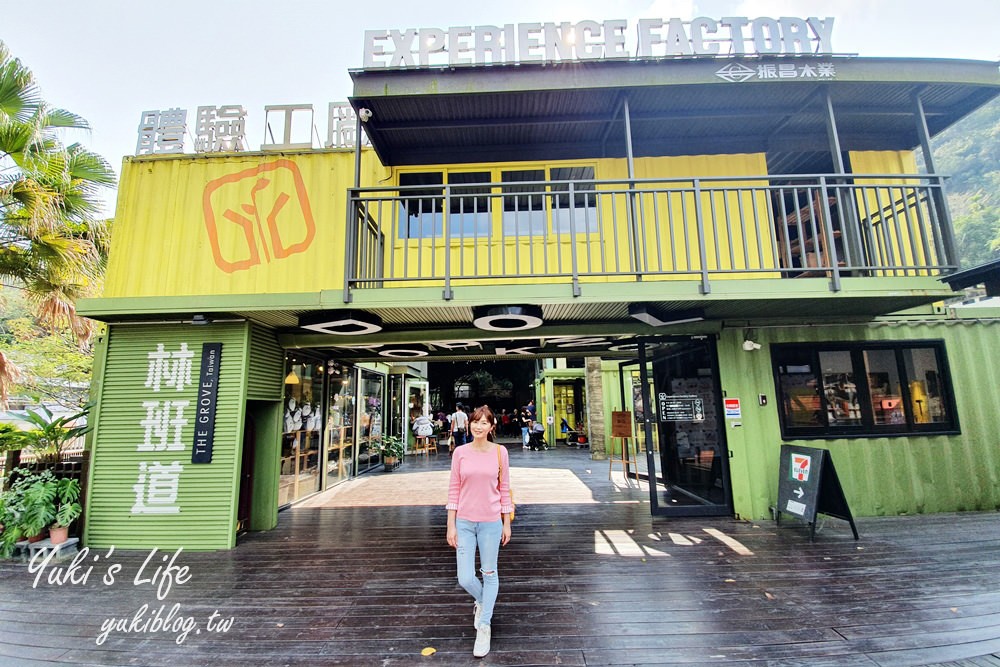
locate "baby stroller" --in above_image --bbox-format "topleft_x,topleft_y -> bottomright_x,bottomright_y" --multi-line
529,423 -> 548,450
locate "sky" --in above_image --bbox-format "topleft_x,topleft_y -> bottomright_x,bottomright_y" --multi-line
3,0 -> 999,217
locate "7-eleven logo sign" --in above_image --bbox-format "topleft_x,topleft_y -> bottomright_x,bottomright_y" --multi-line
791,454 -> 811,482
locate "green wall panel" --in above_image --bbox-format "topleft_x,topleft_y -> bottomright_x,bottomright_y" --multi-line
719,320 -> 1000,520
85,322 -> 250,550
246,324 -> 284,401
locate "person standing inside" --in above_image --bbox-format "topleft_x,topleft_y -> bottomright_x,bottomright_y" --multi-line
519,408 -> 531,449
451,403 -> 469,448
446,406 -> 513,658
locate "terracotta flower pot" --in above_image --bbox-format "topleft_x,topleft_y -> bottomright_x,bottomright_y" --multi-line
26,531 -> 47,543
49,525 -> 70,545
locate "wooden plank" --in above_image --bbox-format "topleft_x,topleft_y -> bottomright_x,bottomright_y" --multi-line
1,445 -> 999,665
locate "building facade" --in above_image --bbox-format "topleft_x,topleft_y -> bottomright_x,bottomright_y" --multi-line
80,20 -> 1000,549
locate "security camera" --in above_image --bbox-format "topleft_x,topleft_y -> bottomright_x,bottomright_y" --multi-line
742,339 -> 762,351
358,108 -> 373,122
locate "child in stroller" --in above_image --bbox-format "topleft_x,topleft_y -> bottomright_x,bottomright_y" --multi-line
529,420 -> 548,450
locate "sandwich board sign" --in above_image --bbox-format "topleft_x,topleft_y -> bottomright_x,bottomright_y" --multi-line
776,444 -> 858,541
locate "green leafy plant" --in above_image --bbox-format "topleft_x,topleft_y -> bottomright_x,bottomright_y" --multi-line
17,404 -> 91,464
372,435 -> 405,459
18,470 -> 58,538
0,423 -> 24,453
0,469 -> 82,556
52,477 -> 82,527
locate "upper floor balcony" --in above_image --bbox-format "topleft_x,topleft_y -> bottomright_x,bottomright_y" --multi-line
345,171 -> 954,302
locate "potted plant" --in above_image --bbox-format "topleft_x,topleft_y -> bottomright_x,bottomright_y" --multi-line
48,477 -> 82,545
17,469 -> 58,542
4,470 -> 81,549
374,435 -> 405,471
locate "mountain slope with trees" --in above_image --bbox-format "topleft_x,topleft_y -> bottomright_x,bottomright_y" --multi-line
931,97 -> 1000,268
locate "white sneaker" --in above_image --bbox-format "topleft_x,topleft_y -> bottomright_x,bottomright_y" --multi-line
473,624 -> 491,658
473,600 -> 482,628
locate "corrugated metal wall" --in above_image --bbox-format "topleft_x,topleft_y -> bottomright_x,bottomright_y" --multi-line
719,319 -> 1000,520
247,324 -> 284,401
104,150 -> 386,298
85,322 -> 249,550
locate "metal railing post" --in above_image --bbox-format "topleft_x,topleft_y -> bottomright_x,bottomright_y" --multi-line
443,185 -> 453,300
693,179 -> 711,294
343,189 -> 358,303
819,176 -> 842,292
568,181 -> 581,296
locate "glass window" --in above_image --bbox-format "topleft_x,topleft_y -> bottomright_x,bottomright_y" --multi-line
864,349 -> 905,426
777,348 -> 822,427
501,169 -> 546,237
324,362 -> 355,486
398,172 -> 443,239
773,342 -> 957,438
448,172 -> 491,238
902,348 -> 951,424
281,357 -> 324,504
820,351 -> 862,427
356,370 -> 385,474
551,166 -> 598,234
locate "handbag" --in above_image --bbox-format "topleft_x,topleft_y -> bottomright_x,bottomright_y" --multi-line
497,447 -> 515,521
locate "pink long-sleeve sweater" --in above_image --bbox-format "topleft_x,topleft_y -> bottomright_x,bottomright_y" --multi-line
446,445 -> 514,522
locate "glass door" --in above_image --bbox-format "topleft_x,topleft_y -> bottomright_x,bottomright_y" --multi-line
356,369 -> 385,474
280,356 -> 324,504
324,361 -> 355,487
405,379 -> 429,452
650,341 -> 731,515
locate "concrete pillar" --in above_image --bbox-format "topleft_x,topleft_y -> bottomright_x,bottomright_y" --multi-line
585,356 -> 606,460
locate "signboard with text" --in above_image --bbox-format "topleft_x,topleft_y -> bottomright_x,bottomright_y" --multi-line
658,393 -> 705,422
611,411 -> 633,438
363,17 -> 835,68
192,343 -> 223,464
776,444 -> 858,541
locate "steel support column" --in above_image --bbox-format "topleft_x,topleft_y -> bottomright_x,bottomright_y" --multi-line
623,96 -> 642,280
637,340 -> 659,512
914,92 -> 957,268
822,92 -> 853,289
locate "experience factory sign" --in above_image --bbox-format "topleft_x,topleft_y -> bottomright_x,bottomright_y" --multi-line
363,17 -> 835,68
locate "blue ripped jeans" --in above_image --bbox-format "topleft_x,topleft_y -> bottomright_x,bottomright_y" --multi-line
455,518 -> 502,627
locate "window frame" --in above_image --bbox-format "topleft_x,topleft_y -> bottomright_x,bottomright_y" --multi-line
394,162 -> 600,240
771,340 -> 960,439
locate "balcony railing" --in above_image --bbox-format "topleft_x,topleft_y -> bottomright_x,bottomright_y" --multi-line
343,174 -> 955,301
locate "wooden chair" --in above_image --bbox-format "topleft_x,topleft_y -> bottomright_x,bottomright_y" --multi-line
412,436 -> 436,456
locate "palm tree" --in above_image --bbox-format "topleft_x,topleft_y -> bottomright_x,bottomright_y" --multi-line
0,40 -> 116,406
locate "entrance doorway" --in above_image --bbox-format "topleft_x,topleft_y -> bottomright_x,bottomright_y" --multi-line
622,338 -> 732,516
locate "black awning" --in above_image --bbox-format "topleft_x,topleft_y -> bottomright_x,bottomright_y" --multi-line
349,56 -> 1000,166
941,258 -> 1000,296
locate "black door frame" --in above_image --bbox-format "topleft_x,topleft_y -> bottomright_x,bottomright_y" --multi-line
617,336 -> 733,517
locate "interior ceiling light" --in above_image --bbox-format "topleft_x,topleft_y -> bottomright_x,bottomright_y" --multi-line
472,305 -> 544,332
299,310 -> 383,335
628,303 -> 705,327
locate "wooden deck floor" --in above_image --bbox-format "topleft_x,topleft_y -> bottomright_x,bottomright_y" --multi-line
2,444 -> 999,666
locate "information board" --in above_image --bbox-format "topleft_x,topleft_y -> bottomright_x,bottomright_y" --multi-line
775,444 -> 858,540
610,411 -> 633,438
657,393 -> 705,422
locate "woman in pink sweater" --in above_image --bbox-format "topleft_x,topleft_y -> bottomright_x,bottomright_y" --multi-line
446,405 -> 513,658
